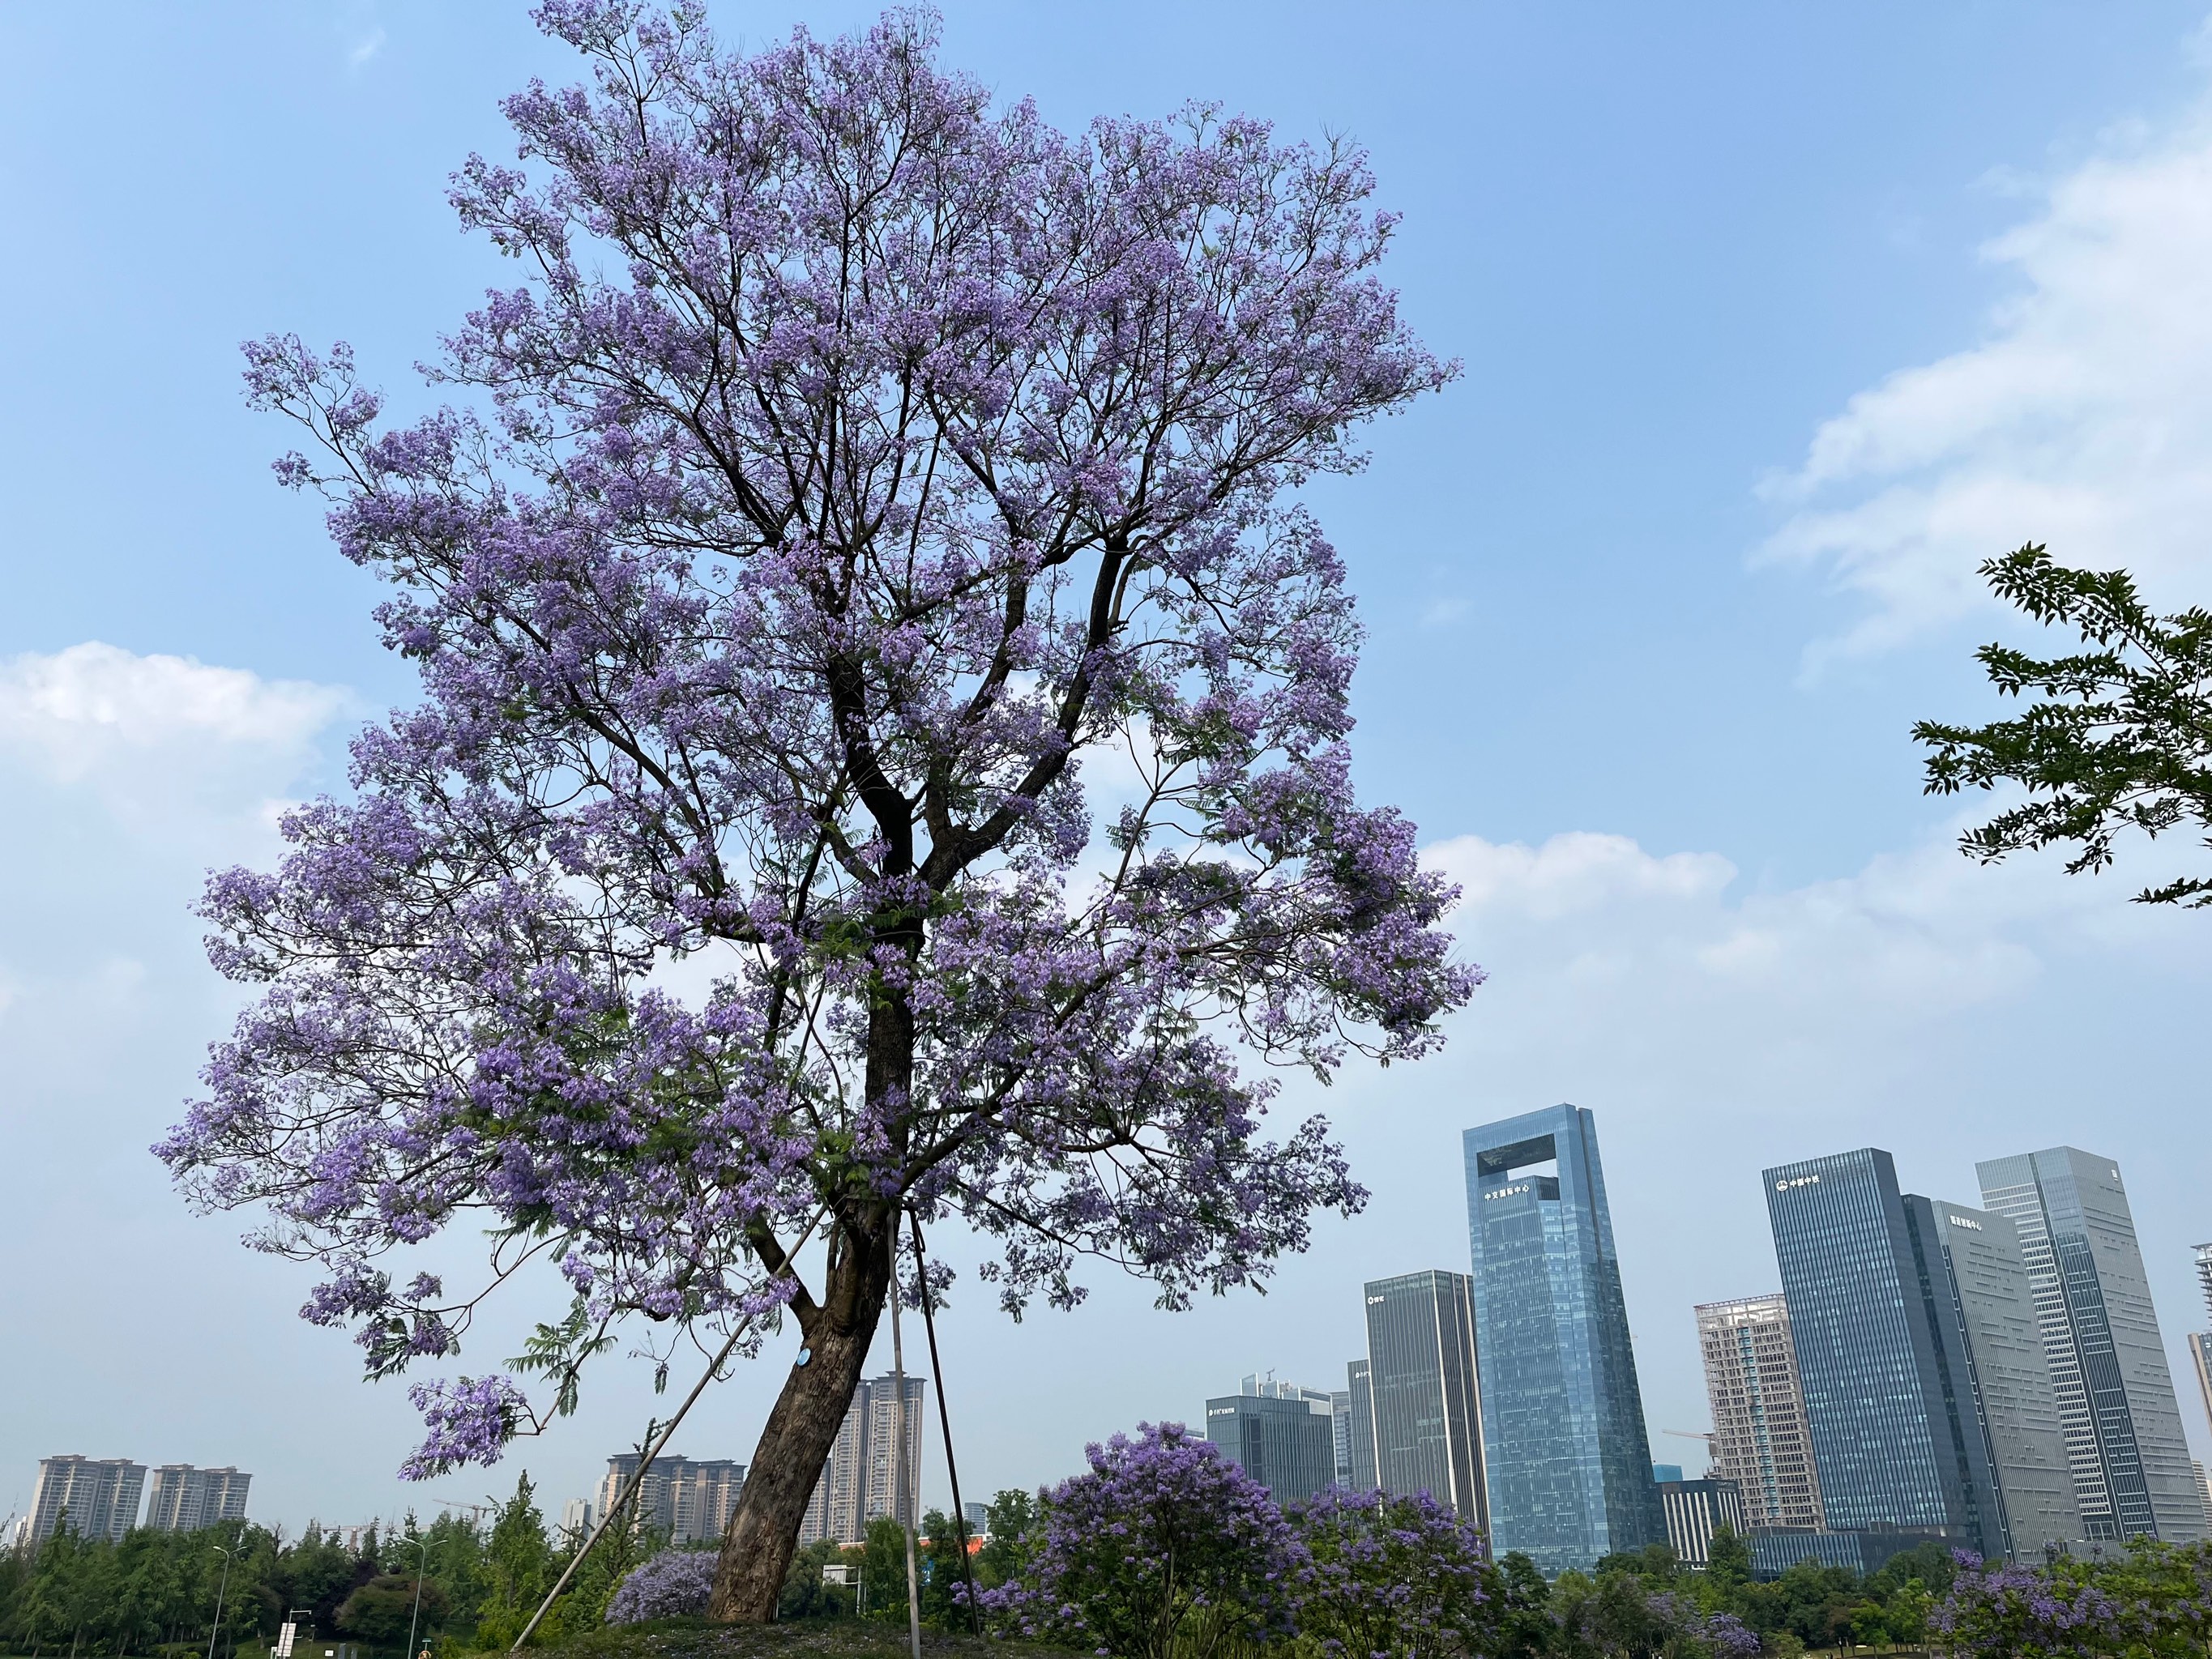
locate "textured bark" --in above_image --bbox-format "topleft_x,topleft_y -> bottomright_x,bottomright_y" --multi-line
707,1218 -> 894,1622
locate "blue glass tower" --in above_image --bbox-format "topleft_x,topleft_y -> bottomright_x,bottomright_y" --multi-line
1464,1104 -> 1663,1572
1764,1149 -> 1980,1548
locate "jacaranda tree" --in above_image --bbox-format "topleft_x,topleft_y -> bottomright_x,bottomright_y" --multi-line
156,0 -> 1474,1621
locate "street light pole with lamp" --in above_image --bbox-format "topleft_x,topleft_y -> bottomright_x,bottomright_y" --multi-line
205,1544 -> 233,1659
402,1532 -> 432,1659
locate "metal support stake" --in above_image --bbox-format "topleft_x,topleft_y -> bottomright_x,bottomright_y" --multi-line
509,1208 -> 827,1649
890,1218 -> 923,1659
909,1213 -> 981,1634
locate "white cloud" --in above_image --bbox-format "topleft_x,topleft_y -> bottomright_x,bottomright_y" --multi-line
348,27 -> 386,68
1761,82 -> 2212,659
1421,817 -> 2195,1108
0,642 -> 346,831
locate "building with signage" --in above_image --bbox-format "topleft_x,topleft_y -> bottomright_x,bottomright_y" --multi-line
1356,1270 -> 1487,1527
1901,1194 -> 2082,1557
1343,1358 -> 1378,1491
1205,1375 -> 1337,1503
1764,1149 -> 1987,1552
1696,1293 -> 1824,1533
1465,1106 -> 1662,1572
1977,1148 -> 2201,1542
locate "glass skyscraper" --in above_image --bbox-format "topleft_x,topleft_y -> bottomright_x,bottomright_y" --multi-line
1901,1194 -> 2082,1557
1359,1270 -> 1488,1527
1465,1105 -> 1662,1572
1344,1358 -> 1378,1491
1977,1148 -> 2203,1542
1763,1149 -> 1982,1549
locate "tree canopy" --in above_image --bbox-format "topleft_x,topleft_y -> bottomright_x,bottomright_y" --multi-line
1917,543 -> 2212,906
155,0 -> 1473,1618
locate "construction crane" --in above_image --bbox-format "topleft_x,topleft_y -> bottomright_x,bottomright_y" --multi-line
432,1497 -> 497,1523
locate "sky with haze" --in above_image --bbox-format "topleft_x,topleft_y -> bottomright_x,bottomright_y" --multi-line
6,0 -> 2212,1536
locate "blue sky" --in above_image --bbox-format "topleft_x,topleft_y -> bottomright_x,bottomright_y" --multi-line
6,1 -> 2212,1535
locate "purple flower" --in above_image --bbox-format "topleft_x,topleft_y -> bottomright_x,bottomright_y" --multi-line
606,1548 -> 718,1623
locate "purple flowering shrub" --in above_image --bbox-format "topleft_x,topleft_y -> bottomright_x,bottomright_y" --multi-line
1289,1486 -> 1500,1658
977,1422 -> 1302,1659
605,1548 -> 719,1624
1931,1542 -> 2212,1657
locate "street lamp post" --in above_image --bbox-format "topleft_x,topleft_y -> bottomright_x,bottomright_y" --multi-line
403,1533 -> 432,1659
205,1546 -> 233,1659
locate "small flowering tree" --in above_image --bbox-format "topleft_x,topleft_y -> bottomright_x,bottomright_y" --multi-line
605,1549 -> 718,1624
154,0 -> 1472,1626
976,1422 -> 1301,1659
1289,1486 -> 1500,1659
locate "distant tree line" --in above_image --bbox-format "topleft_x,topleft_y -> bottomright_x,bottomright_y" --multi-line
0,1473 -> 648,1657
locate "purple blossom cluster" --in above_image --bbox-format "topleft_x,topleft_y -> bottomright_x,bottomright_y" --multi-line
1289,1486 -> 1496,1658
154,0 -> 1473,1495
976,1422 -> 1301,1659
605,1548 -> 718,1624
1643,1592 -> 1762,1658
1928,1546 -> 2212,1657
978,1425 -> 1761,1658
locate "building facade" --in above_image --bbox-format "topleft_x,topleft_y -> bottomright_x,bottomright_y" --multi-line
1902,1194 -> 2082,1557
1360,1271 -> 1487,1528
1657,1478 -> 1747,1570
2189,1243 -> 2212,1444
596,1455 -> 745,1544
1344,1359 -> 1378,1491
1763,1149 -> 1983,1551
1205,1380 -> 1337,1503
1977,1148 -> 2202,1542
27,1456 -> 146,1544
1695,1294 -> 1825,1533
1466,1106 -> 1661,1572
796,1373 -> 927,1545
142,1466 -> 251,1533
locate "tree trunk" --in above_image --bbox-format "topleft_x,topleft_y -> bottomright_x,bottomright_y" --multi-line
706,1217 -> 894,1622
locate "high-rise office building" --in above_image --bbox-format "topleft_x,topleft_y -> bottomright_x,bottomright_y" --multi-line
596,1455 -> 745,1544
1902,1195 -> 2082,1558
1977,1148 -> 2202,1542
796,1373 -> 927,1544
2188,1244 -> 2212,1444
1329,1390 -> 1354,1488
1360,1271 -> 1487,1528
2196,1464 -> 2212,1537
1764,1149 -> 1983,1551
1344,1359 -> 1378,1491
1466,1106 -> 1661,1572
1695,1294 -> 1825,1533
1656,1477 -> 1747,1569
142,1466 -> 251,1533
1206,1375 -> 1337,1502
27,1456 -> 146,1544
